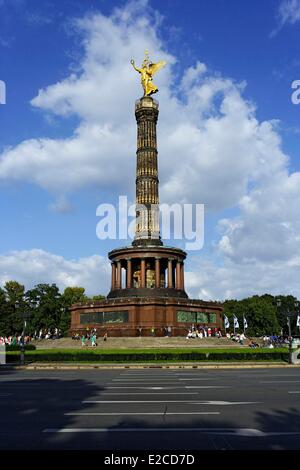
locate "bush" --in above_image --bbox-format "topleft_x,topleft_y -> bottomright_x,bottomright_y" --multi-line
6,344 -> 36,351
5,347 -> 288,363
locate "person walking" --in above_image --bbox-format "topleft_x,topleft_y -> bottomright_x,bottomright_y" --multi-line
91,334 -> 97,347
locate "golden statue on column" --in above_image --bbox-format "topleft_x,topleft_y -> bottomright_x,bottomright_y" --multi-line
130,50 -> 166,97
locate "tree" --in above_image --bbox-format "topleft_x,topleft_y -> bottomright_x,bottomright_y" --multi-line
0,281 -> 26,335
223,295 -> 280,336
273,294 -> 299,335
25,284 -> 62,333
91,294 -> 106,301
0,287 -> 8,336
61,287 -> 87,306
60,287 -> 88,334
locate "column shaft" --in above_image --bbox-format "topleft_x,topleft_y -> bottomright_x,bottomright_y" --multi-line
116,261 -> 122,289
155,258 -> 160,288
176,261 -> 181,289
111,263 -> 116,290
140,259 -> 146,288
126,259 -> 132,289
181,262 -> 185,290
168,259 -> 173,288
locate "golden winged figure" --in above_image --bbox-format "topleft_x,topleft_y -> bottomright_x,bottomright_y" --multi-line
130,50 -> 166,97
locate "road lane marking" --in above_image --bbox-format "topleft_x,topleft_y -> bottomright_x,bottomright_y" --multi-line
119,375 -> 181,377
184,386 -> 230,389
110,381 -> 182,384
64,412 -> 220,416
178,378 -> 219,381
105,386 -> 226,390
260,381 -> 300,383
82,400 -> 260,405
100,392 -> 198,395
43,427 -> 300,436
106,386 -> 180,389
288,391 -> 300,394
113,378 -> 218,382
119,376 -> 217,380
113,378 -> 219,382
108,385 -> 230,389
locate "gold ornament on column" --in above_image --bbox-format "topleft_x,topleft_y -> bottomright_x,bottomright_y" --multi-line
130,50 -> 166,97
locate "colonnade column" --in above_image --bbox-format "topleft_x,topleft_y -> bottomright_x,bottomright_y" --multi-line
155,257 -> 160,288
140,258 -> 146,288
168,258 -> 174,288
111,262 -> 116,290
181,262 -> 185,291
126,258 -> 132,289
116,261 -> 122,289
176,260 -> 181,290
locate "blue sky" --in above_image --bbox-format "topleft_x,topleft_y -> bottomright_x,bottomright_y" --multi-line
0,0 -> 300,299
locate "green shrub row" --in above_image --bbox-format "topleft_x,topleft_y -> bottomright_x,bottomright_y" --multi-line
6,348 -> 288,363
5,344 -> 36,351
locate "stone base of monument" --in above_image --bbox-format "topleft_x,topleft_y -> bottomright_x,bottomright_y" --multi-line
70,296 -> 223,337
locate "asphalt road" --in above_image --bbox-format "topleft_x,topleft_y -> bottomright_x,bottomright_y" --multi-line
0,367 -> 300,450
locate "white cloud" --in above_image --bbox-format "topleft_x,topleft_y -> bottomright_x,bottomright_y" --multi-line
217,170 -> 300,263
271,0 -> 300,36
0,0 -> 289,214
0,249 -> 110,296
185,255 -> 300,301
1,246 -> 298,301
48,194 -> 74,214
0,0 -> 299,299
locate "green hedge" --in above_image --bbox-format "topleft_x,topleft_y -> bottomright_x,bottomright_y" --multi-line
6,347 -> 288,363
5,344 -> 36,351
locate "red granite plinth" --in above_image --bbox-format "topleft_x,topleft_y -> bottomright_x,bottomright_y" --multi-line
70,296 -> 223,337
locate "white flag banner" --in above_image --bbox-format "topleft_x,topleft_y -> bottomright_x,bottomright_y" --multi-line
233,315 -> 239,329
224,315 -> 230,329
297,314 -> 300,328
243,316 -> 248,329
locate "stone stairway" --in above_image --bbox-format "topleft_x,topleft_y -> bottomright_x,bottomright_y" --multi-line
34,336 -> 247,350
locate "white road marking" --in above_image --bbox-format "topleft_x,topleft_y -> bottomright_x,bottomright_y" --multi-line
185,386 -> 230,389
178,378 -> 219,381
260,381 -> 300,383
110,381 -> 186,384
288,391 -> 300,394
113,379 -> 180,381
105,386 -> 225,390
43,427 -> 300,437
119,375 -> 179,378
106,386 -> 180,389
82,400 -> 260,405
119,376 -> 217,380
113,378 -> 218,382
109,383 -> 228,388
100,392 -> 198,395
64,412 -> 220,416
